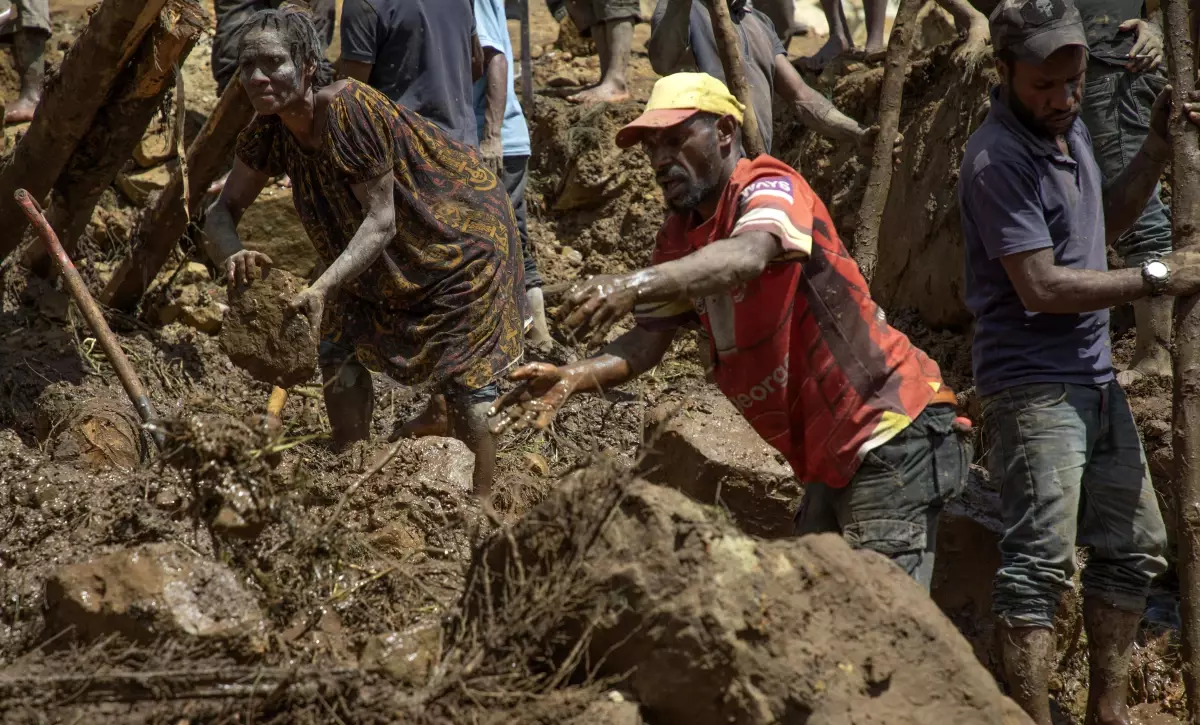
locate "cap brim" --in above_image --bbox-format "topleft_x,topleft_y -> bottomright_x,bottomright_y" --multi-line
615,109 -> 702,148
1011,22 -> 1088,63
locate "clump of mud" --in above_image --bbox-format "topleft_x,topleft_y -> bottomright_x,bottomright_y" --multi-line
220,269 -> 317,388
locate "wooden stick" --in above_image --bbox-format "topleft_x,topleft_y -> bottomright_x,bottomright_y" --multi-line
100,79 -> 256,311
851,0 -> 921,283
0,0 -> 170,264
1163,0 -> 1200,715
705,0 -> 765,157
15,189 -> 164,451
26,0 -> 207,275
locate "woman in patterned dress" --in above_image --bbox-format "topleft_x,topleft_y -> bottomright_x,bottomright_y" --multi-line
204,7 -> 525,496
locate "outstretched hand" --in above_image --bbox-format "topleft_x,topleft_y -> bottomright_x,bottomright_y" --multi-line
557,272 -> 644,346
858,126 -> 904,168
488,362 -> 577,434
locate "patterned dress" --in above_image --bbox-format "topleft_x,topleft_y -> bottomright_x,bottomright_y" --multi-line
235,80 -> 525,391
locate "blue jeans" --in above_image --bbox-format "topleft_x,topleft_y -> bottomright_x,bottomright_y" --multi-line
794,404 -> 970,590
981,382 -> 1168,629
1080,63 -> 1172,267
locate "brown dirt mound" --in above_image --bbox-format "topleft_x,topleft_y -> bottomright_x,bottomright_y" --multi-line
220,269 -> 317,388
464,464 -> 1033,724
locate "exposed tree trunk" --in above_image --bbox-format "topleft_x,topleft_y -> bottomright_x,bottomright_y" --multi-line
101,80 -> 256,311
0,0 -> 170,264
852,0 -> 920,282
705,0 -> 766,157
1163,0 -> 1200,718
26,0 -> 207,275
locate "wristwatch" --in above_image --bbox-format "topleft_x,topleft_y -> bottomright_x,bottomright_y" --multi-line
1142,259 -> 1170,296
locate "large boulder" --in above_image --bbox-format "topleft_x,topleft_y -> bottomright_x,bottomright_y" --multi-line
638,390 -> 800,537
45,542 -> 264,644
468,467 -> 1033,725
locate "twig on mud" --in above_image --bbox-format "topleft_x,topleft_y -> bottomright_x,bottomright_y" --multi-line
313,437 -> 408,540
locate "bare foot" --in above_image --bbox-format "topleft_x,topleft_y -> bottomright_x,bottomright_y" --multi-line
390,394 -> 450,440
846,45 -> 887,62
797,35 -> 852,70
567,81 -> 631,104
4,97 -> 37,124
1127,343 -> 1173,382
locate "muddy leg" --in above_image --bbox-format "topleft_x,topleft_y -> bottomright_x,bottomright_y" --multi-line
1083,599 -> 1140,725
939,0 -> 990,70
862,0 -> 888,56
5,29 -> 46,124
569,18 -> 633,104
998,624 -> 1055,725
390,393 -> 451,440
322,360 -> 374,450
1126,297 -> 1173,381
526,287 -> 553,347
450,397 -> 497,498
798,0 -> 852,69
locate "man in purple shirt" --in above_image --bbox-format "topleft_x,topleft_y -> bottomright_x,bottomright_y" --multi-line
959,0 -> 1200,722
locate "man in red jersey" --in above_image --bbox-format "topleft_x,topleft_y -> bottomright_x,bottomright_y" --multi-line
489,73 -> 970,589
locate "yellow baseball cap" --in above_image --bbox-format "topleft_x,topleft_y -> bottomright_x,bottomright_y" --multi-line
616,73 -> 746,149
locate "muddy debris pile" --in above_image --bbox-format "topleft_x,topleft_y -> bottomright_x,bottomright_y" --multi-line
465,465 -> 1032,724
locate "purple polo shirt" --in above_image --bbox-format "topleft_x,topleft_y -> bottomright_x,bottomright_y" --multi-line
959,87 -> 1113,397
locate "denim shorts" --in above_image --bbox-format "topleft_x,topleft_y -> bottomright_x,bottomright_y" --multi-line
794,403 -> 970,591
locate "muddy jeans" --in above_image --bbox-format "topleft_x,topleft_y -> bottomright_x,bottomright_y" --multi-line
794,404 -> 969,591
211,0 -> 336,93
982,381 -> 1168,629
501,155 -> 544,290
1080,63 -> 1172,267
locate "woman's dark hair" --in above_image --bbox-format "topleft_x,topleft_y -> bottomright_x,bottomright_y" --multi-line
238,6 -> 335,89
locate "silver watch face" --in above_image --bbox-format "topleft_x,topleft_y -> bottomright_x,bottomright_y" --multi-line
1146,261 -> 1169,280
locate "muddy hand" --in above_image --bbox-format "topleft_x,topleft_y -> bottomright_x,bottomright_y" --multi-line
1163,248 -> 1200,297
225,249 -> 273,287
1121,19 -> 1162,73
287,285 -> 327,334
1179,89 -> 1200,130
558,272 -> 643,346
488,362 -> 576,434
859,126 -> 904,168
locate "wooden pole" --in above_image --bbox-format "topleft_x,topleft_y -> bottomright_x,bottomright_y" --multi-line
0,0 -> 170,264
16,189 -> 164,451
1163,0 -> 1200,715
26,0 -> 207,275
100,80 -> 256,311
851,0 -> 920,283
705,0 -> 766,157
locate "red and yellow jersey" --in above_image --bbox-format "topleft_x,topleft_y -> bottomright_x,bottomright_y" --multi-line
634,155 -> 946,488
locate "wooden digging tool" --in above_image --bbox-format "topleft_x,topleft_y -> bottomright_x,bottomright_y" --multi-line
15,189 -> 165,451
851,0 -> 921,283
267,386 -> 289,419
705,0 -> 766,157
1162,0 -> 1200,714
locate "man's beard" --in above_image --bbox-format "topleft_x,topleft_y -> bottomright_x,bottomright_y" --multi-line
660,166 -> 721,214
1005,83 -> 1077,138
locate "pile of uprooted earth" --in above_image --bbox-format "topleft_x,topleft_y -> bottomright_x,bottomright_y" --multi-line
0,20 -> 1185,725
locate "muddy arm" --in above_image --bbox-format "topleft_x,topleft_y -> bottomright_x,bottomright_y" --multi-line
624,231 -> 782,304
566,326 -> 679,394
204,159 -> 269,266
773,56 -> 865,142
308,171 -> 396,296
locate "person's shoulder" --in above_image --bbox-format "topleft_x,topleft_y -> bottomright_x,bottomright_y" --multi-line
735,155 -> 816,203
962,118 -> 1037,185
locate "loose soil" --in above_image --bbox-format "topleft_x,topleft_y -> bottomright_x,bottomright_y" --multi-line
0,1 -> 1186,723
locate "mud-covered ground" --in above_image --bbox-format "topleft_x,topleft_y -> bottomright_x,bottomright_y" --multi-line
0,1 -> 1188,723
